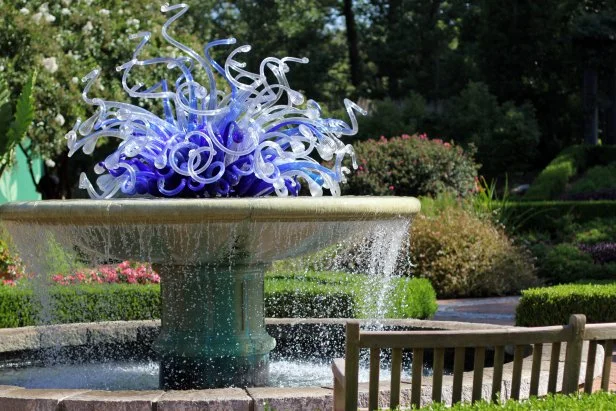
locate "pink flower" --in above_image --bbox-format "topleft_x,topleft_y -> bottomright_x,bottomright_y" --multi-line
401,134 -> 411,140
418,133 -> 428,140
2,279 -> 15,287
444,142 -> 451,148
433,138 -> 443,144
389,185 -> 395,191
118,261 -> 131,270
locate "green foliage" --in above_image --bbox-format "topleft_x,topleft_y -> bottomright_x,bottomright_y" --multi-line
516,283 -> 616,326
386,277 -> 437,319
537,243 -> 616,283
573,218 -> 616,244
265,270 -> 437,320
265,271 -> 359,318
0,71 -> 36,176
416,392 -> 616,410
0,284 -> 161,328
570,163 -> 616,194
356,94 -> 427,141
343,134 -> 479,198
525,146 -> 586,200
444,81 -> 540,178
505,200 -> 616,232
525,145 -> 616,201
410,206 -> 539,298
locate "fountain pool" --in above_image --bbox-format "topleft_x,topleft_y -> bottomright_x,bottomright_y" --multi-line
0,197 -> 420,389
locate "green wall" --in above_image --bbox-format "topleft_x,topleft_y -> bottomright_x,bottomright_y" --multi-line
0,145 -> 42,202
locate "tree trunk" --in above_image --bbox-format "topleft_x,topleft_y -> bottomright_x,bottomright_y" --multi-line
343,0 -> 362,88
583,67 -> 599,145
606,67 -> 616,145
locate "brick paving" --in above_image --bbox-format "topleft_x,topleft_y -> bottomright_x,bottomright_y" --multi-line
434,296 -> 616,392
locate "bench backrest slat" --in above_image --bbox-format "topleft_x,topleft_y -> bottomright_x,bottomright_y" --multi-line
491,345 -> 505,402
529,343 -> 543,396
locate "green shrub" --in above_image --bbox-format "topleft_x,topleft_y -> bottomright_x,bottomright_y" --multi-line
573,217 -> 616,244
410,207 -> 539,298
537,243 -> 616,283
343,134 -> 479,198
505,200 -> 616,232
0,272 -> 438,327
265,270 -> 437,319
265,271 -> 360,318
418,392 -> 616,410
0,284 -> 161,328
386,277 -> 437,319
516,283 -> 616,326
524,146 -> 584,200
524,145 -> 616,200
569,163 -> 616,194
444,81 -> 540,178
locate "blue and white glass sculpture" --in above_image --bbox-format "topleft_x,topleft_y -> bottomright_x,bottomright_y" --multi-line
67,3 -> 365,198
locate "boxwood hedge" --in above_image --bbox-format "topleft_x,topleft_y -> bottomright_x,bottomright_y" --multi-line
0,273 -> 437,328
516,283 -> 616,326
419,392 -> 616,410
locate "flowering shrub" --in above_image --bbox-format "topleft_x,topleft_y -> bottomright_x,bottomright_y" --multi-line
0,240 -> 28,287
51,261 -> 160,285
343,133 -> 479,197
578,242 -> 616,265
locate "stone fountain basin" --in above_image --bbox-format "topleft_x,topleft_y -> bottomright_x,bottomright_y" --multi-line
0,319 -> 605,410
0,197 -> 420,264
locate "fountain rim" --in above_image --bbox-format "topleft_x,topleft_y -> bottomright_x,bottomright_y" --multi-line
0,196 -> 420,225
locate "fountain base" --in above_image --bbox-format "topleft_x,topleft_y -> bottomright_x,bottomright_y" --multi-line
160,353 -> 269,389
154,263 -> 275,389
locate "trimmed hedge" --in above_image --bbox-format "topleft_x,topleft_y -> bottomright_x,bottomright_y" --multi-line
0,284 -> 161,328
525,145 -> 616,200
265,271 -> 437,319
505,200 -> 616,232
0,273 -> 438,328
516,283 -> 616,326
418,392 -> 616,410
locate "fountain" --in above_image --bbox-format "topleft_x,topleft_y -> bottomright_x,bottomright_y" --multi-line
0,4 -> 421,391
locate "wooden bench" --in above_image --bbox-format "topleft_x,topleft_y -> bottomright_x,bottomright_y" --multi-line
332,314 -> 616,411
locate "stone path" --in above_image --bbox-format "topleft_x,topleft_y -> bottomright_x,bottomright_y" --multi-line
434,296 -> 616,392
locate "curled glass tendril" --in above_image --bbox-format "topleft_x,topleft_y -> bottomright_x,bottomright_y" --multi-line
66,3 -> 366,198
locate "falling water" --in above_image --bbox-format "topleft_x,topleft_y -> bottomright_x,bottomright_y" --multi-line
0,211 -> 416,388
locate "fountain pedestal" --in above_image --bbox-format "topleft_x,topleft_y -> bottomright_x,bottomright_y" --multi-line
154,263 -> 276,389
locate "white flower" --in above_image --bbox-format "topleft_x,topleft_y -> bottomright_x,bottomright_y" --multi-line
19,8 -> 30,15
0,66 -> 4,72
126,18 -> 140,27
44,13 -> 56,23
61,8 -> 71,16
71,77 -> 79,84
38,3 -> 49,13
54,114 -> 65,126
41,57 -> 58,73
45,159 -> 56,168
99,9 -> 110,16
32,12 -> 43,23
82,21 -> 93,33
61,0 -> 71,6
